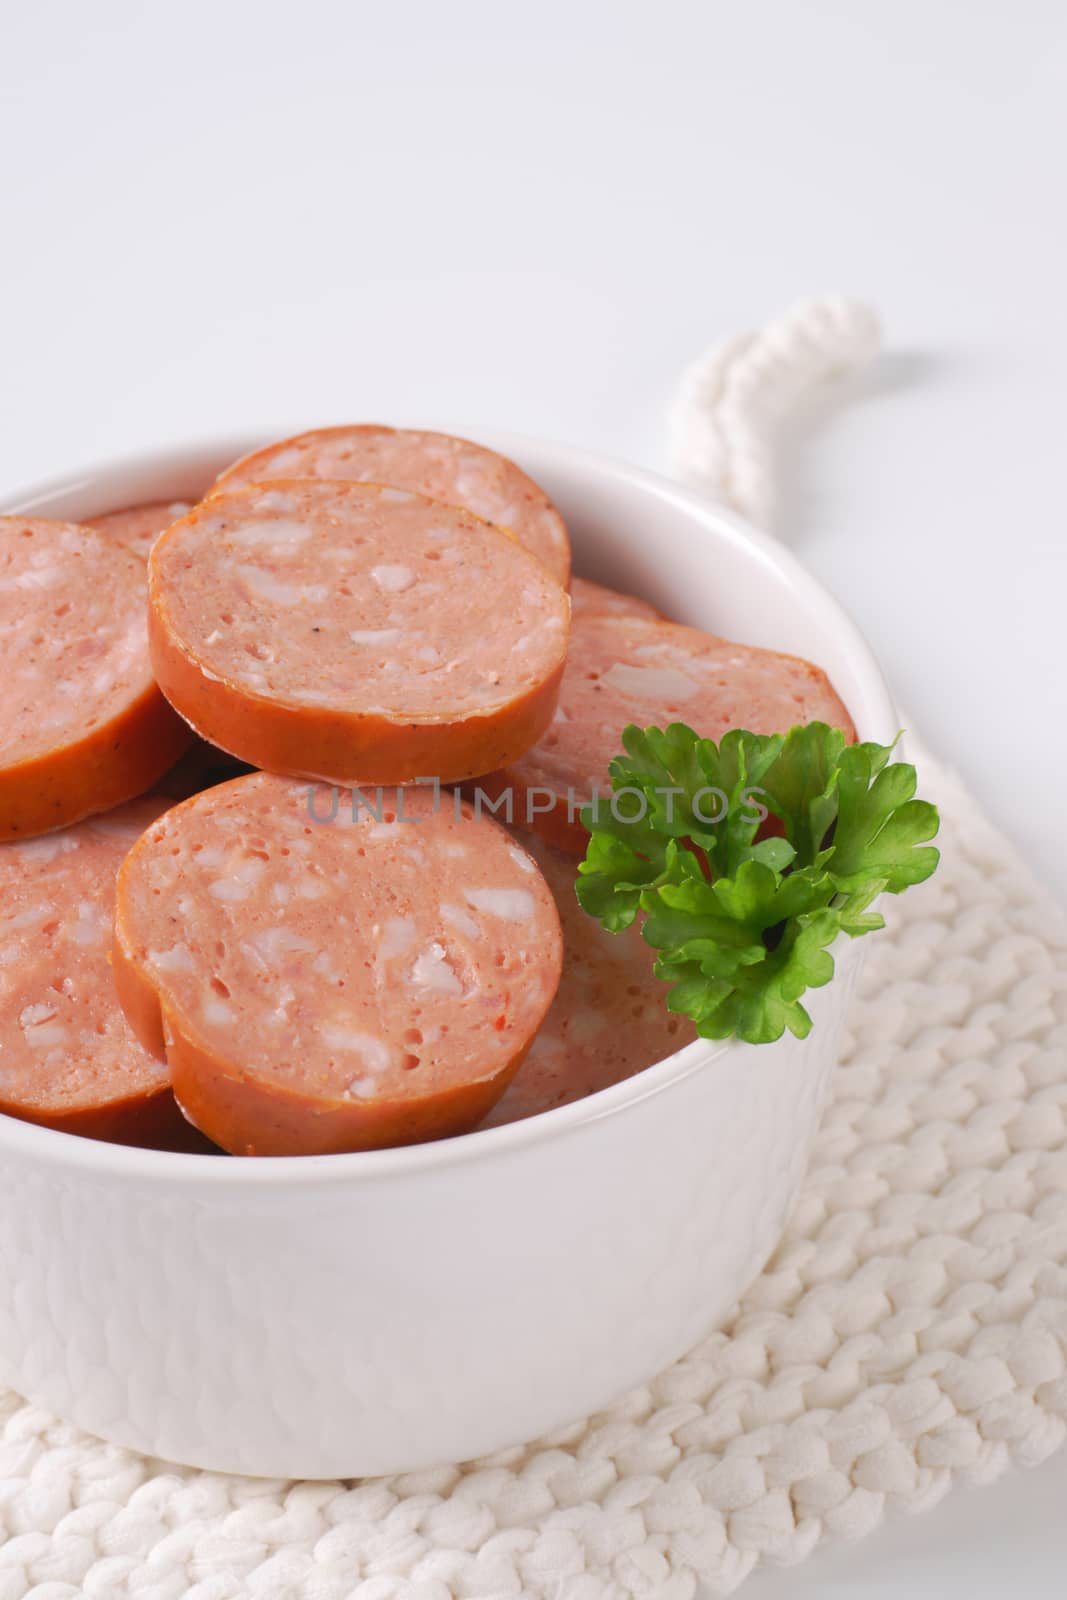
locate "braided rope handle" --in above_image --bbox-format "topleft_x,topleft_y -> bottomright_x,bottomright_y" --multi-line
668,295 -> 882,530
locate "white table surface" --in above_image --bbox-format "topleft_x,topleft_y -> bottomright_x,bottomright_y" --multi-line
3,0 -> 1065,1589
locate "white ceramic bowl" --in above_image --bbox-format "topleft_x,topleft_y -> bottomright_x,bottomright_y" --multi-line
0,434 -> 896,1478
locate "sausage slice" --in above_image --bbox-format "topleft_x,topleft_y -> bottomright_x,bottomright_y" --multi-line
482,832 -> 695,1127
148,482 -> 570,785
113,773 -> 564,1155
88,500 -> 194,561
476,614 -> 857,855
0,518 -> 194,841
0,798 -> 186,1143
570,576 -> 664,623
212,425 -> 571,586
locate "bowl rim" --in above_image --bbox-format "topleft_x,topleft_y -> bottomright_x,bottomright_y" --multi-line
0,429 -> 897,1186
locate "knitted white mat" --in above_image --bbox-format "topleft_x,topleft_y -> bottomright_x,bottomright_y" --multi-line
3,302 -> 1066,1599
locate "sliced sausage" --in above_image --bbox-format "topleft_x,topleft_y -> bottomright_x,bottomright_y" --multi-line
113,773 -> 564,1156
475,614 -> 857,855
482,831 -> 695,1126
0,797 -> 187,1143
88,500 -> 194,561
148,482 -> 570,786
0,518 -> 194,842
570,576 -> 664,622
212,425 -> 571,586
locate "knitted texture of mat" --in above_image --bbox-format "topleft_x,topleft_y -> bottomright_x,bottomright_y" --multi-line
2,739 -> 1065,1599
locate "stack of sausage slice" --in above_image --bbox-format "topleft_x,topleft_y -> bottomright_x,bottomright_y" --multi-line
0,425 -> 854,1155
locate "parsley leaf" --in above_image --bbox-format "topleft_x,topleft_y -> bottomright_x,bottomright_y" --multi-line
576,721 -> 940,1044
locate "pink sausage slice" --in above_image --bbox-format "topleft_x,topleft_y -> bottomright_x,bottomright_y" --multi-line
0,517 -> 193,841
88,500 -> 194,561
482,831 -> 695,1126
476,614 -> 857,855
212,425 -> 572,586
570,576 -> 664,623
147,481 -> 570,786
0,798 -> 188,1143
113,773 -> 564,1156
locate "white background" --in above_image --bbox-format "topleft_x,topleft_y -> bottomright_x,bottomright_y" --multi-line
3,1 -> 1066,1591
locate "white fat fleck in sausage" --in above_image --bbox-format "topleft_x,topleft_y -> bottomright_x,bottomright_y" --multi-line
345,1075 -> 382,1100
148,943 -> 196,975
203,996 -> 235,1026
600,663 -> 699,701
364,822 -> 400,843
440,902 -> 480,939
208,878 -> 253,904
253,446 -> 301,475
463,887 -> 536,922
321,1028 -> 392,1072
205,858 -> 268,903
228,519 -> 312,547
191,844 -> 227,868
69,900 -> 108,947
3,566 -> 63,592
19,1002 -> 58,1028
370,565 -> 416,593
24,1024 -> 69,1048
236,566 -> 329,606
269,984 -> 297,1024
252,490 -> 297,514
6,904 -> 51,930
348,628 -> 408,647
378,916 -> 416,959
408,942 -> 463,997
283,685 -> 336,704
240,927 -> 316,971
14,835 -> 80,864
295,876 -> 329,901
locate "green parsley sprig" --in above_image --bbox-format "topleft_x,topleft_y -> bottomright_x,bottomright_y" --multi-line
576,722 -> 939,1045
